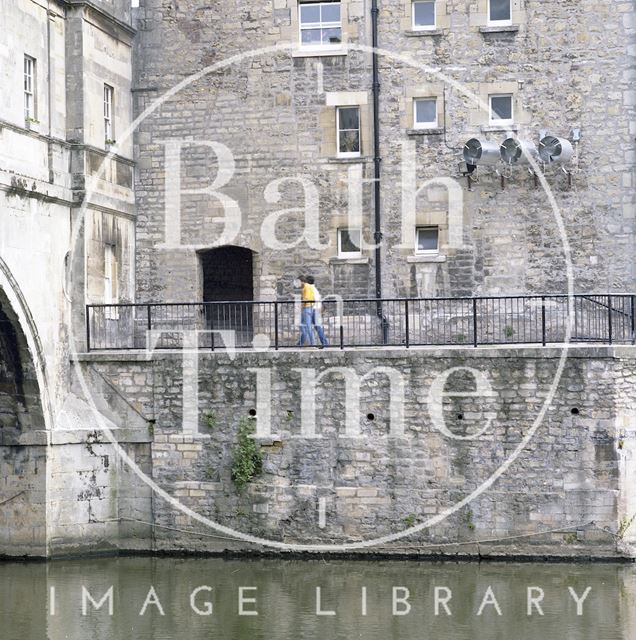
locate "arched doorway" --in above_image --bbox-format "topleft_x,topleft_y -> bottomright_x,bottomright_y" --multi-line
199,247 -> 255,343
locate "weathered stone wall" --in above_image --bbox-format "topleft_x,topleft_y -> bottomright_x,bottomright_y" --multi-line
0,0 -> 142,557
81,346 -> 636,558
132,0 -> 635,304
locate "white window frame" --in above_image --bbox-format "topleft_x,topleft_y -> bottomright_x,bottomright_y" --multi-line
487,0 -> 512,26
299,1 -> 342,49
415,226 -> 440,255
24,55 -> 35,121
338,228 -> 362,258
413,97 -> 438,129
104,84 -> 114,143
412,1 -> 437,31
489,93 -> 514,126
336,105 -> 361,158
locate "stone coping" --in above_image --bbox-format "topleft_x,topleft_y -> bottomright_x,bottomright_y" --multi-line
7,427 -> 152,446
75,344 -> 636,363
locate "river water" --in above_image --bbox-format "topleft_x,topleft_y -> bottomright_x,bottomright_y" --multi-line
1,557 -> 634,639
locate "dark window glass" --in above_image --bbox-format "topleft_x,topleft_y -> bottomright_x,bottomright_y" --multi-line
413,1 -> 435,27
489,0 -> 511,22
340,229 -> 361,254
338,106 -> 359,130
321,3 -> 341,22
415,99 -> 437,124
337,107 -> 360,154
491,95 -> 512,120
322,27 -> 342,44
301,29 -> 322,45
300,4 -> 320,23
417,227 -> 439,252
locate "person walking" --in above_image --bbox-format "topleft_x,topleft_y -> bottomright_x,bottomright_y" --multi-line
299,275 -> 315,346
305,276 -> 328,348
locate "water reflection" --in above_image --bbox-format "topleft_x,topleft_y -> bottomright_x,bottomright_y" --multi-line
1,557 -> 634,640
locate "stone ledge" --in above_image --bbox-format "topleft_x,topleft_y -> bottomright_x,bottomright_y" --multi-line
406,127 -> 444,136
406,254 -> 447,263
74,345 -> 636,362
291,47 -> 348,58
327,156 -> 371,164
329,257 -> 370,265
479,25 -> 520,34
404,29 -> 444,37
480,124 -> 519,134
47,427 -> 151,445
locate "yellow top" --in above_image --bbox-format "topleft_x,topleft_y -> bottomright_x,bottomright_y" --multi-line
301,282 -> 315,307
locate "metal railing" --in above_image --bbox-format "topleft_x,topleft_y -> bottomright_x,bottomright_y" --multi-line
86,294 -> 636,352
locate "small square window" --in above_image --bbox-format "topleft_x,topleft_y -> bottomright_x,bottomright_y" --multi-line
489,94 -> 513,125
338,228 -> 362,258
336,106 -> 361,157
415,226 -> 439,254
300,1 -> 342,48
413,98 -> 437,128
488,0 -> 512,25
412,1 -> 436,30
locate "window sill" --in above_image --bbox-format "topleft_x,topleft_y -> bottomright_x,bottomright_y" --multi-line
404,29 -> 444,37
328,156 -> 370,164
407,127 -> 444,136
292,47 -> 348,58
479,25 -> 519,34
330,257 -> 369,265
481,124 -> 518,133
407,254 -> 446,264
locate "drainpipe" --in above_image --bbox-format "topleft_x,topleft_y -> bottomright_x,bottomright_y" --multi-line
371,0 -> 388,341
371,0 -> 382,298
46,1 -> 54,183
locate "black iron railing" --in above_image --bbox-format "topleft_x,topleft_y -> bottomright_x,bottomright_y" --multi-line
86,294 -> 636,352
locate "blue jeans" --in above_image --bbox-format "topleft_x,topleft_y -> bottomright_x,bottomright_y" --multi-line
300,307 -> 314,346
299,308 -> 329,346
311,309 -> 328,346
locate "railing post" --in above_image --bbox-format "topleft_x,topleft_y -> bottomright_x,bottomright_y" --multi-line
340,323 -> 344,350
86,305 -> 91,352
145,304 -> 152,351
405,299 -> 410,348
274,301 -> 279,351
632,295 -> 636,345
472,298 -> 478,348
608,294 -> 613,345
209,304 -> 215,351
541,296 -> 546,346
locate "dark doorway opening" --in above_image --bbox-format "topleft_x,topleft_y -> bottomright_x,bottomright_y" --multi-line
201,246 -> 254,303
199,247 -> 254,344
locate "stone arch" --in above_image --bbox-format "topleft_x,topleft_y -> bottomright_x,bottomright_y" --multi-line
0,262 -> 49,555
0,286 -> 45,442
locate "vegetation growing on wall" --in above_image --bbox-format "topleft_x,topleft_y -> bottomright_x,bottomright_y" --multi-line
231,417 -> 263,492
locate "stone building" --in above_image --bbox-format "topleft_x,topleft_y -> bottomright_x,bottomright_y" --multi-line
133,0 -> 635,305
0,0 -> 635,558
0,0 -> 147,555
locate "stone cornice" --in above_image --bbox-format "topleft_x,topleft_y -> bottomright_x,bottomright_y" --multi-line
61,0 -> 136,39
